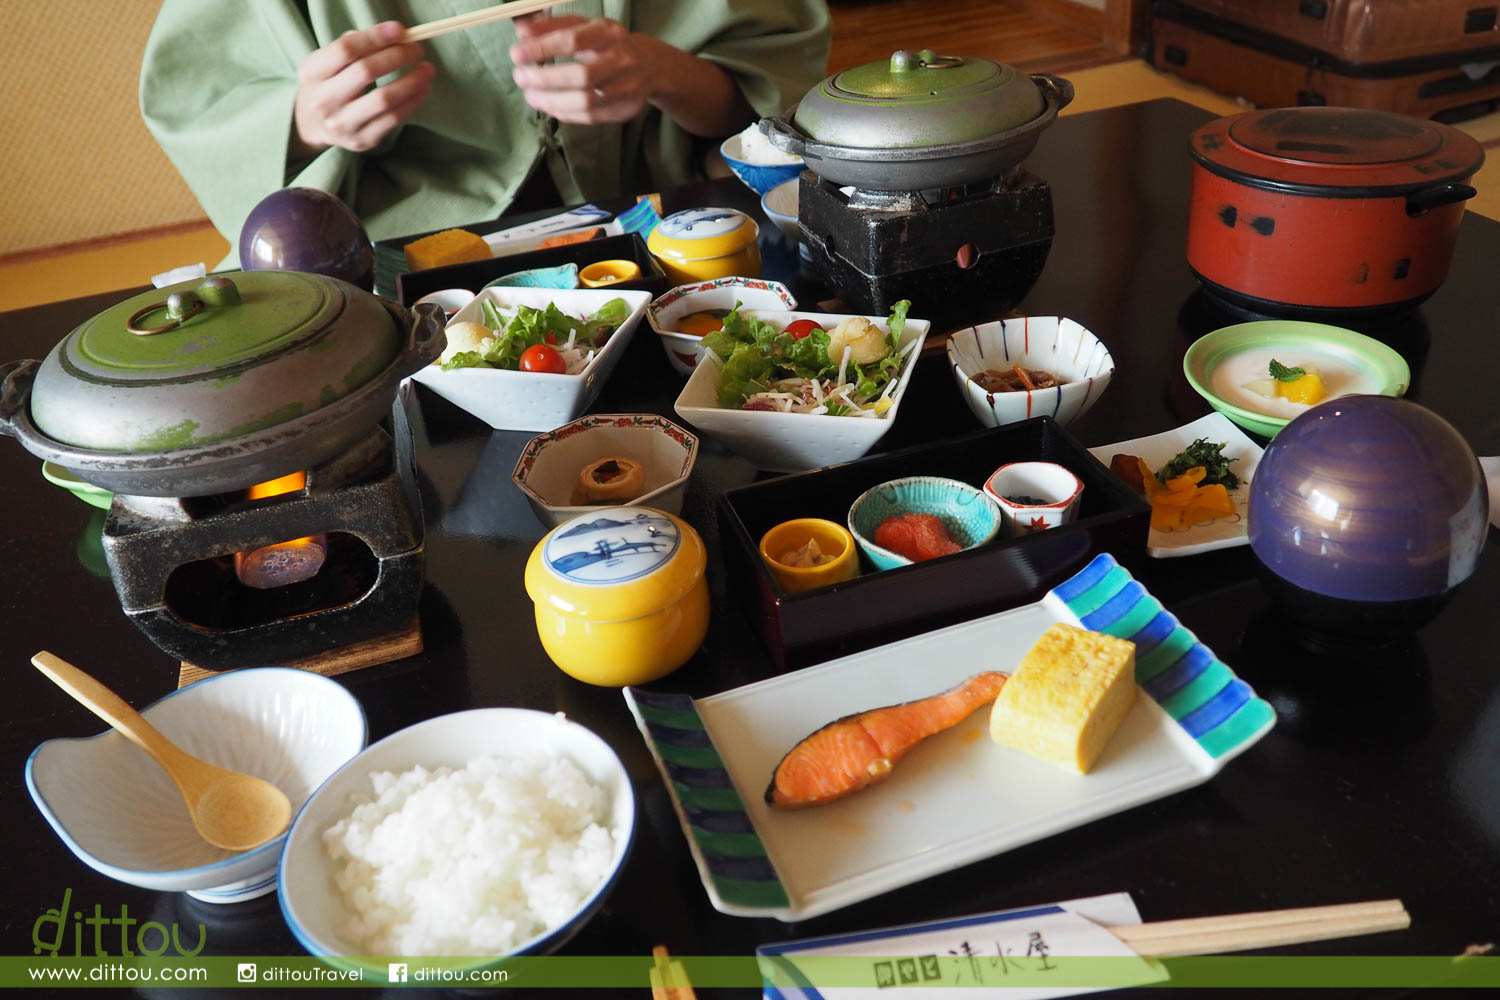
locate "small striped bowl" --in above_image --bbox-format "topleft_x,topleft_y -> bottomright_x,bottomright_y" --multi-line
847,476 -> 1002,571
946,316 -> 1115,429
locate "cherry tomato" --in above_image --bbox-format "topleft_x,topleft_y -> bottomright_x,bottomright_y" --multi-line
784,318 -> 824,340
519,343 -> 566,374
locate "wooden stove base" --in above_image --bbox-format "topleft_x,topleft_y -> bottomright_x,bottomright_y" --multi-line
176,618 -> 423,688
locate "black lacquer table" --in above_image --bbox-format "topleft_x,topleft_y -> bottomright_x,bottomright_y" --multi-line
3,100 -> 1497,997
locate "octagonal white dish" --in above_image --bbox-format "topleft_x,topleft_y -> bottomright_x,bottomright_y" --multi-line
512,413 -> 700,527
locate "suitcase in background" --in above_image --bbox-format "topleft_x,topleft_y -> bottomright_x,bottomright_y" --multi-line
1168,0 -> 1500,66
1151,0 -> 1500,120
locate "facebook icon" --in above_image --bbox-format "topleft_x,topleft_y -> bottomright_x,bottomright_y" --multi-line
388,963 -> 409,983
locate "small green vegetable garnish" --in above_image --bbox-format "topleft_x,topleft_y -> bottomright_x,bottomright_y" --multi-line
1156,437 -> 1240,490
1269,359 -> 1305,383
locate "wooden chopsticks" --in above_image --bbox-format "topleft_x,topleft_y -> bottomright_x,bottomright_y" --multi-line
1109,899 -> 1410,957
402,0 -> 570,43
650,945 -> 696,1000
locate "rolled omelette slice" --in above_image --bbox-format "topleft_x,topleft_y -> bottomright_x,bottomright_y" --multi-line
989,622 -> 1136,774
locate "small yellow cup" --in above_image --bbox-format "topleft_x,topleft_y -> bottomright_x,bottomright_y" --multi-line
759,518 -> 859,594
579,259 -> 642,288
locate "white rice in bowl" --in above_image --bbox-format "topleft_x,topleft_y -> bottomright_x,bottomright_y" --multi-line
321,753 -> 620,956
733,121 -> 802,166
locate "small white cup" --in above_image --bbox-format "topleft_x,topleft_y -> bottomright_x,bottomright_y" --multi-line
985,461 -> 1085,537
414,287 -> 478,318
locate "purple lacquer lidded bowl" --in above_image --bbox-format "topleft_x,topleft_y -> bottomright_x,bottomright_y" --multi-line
1248,396 -> 1487,638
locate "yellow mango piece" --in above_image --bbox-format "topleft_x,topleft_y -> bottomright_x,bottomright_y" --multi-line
1138,458 -> 1163,497
1151,504 -> 1182,531
1166,466 -> 1206,492
1191,483 -> 1235,517
1276,372 -> 1326,405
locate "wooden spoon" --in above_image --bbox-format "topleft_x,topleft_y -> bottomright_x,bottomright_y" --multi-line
32,651 -> 292,852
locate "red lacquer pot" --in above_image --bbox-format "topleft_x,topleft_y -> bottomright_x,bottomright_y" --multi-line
1186,107 -> 1483,315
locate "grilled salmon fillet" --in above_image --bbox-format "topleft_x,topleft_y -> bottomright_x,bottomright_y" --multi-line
765,671 -> 1008,809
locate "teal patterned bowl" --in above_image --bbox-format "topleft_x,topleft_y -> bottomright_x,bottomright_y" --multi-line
847,476 -> 1002,571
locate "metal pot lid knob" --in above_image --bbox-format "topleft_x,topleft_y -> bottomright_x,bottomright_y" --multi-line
888,48 -> 962,72
125,276 -> 244,336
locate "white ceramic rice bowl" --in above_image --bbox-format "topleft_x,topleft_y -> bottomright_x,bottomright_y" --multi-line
647,277 -> 797,376
512,413 -> 700,527
278,708 -> 636,978
408,286 -> 652,432
26,668 -> 366,903
946,316 -> 1115,429
673,309 -> 931,472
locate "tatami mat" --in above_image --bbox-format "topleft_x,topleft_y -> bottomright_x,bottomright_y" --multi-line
2,58 -> 1497,314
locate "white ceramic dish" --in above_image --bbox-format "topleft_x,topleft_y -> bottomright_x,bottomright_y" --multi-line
985,460 -> 1086,537
26,668 -> 365,903
408,286 -> 652,432
413,287 -> 477,318
279,708 -> 635,980
625,552 -> 1274,921
673,310 -> 931,472
946,316 -> 1115,428
1087,412 -> 1264,559
760,177 -> 800,244
647,277 -> 797,376
512,413 -> 700,527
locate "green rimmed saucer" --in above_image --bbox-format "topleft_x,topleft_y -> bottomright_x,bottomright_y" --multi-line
1183,320 -> 1410,438
41,462 -> 113,510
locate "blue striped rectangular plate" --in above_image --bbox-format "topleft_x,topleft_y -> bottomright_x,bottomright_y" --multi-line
624,552 -> 1275,921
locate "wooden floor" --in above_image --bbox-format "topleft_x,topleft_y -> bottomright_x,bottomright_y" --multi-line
828,0 -> 1119,75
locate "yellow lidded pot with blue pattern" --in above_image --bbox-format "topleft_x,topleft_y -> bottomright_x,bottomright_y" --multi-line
646,207 -> 762,284
524,507 -> 709,686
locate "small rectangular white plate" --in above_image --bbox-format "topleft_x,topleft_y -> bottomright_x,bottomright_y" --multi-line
1087,412 -> 1264,558
625,553 -> 1275,922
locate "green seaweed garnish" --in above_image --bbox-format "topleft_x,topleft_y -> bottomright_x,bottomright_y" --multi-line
1156,438 -> 1240,490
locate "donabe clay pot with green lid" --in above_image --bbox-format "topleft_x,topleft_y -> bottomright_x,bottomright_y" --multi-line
0,270 -> 444,497
760,48 -> 1073,190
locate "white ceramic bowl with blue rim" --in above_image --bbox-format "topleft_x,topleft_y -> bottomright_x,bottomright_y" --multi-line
946,316 -> 1116,429
647,276 -> 797,376
26,668 -> 366,903
719,132 -> 805,196
278,708 -> 636,981
847,475 -> 1003,571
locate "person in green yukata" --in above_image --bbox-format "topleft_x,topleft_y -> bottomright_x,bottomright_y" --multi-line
139,1 -> 831,263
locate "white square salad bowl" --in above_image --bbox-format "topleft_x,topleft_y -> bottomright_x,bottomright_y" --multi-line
408,286 -> 652,432
26,668 -> 366,903
673,308 -> 931,472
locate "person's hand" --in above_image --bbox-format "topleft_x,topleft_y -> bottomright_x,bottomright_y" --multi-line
509,16 -> 652,124
293,20 -> 434,155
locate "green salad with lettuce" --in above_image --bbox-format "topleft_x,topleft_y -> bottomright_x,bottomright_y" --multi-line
699,299 -> 913,416
440,297 -> 629,374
